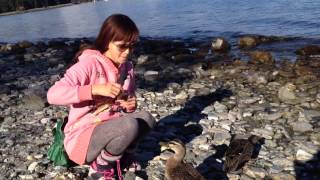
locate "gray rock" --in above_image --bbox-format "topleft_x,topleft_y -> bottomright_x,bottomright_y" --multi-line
278,83 -> 300,104
238,36 -> 258,48
243,166 -> 267,179
144,70 -> 159,81
296,149 -> 313,161
213,101 -> 228,113
291,122 -> 313,133
211,37 -> 231,52
249,51 -> 275,65
269,173 -> 295,180
316,93 -> 320,103
271,158 -> 294,168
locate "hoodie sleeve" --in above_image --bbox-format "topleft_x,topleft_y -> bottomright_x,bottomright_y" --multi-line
47,59 -> 94,106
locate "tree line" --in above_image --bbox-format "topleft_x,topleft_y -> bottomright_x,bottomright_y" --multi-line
0,0 -> 93,14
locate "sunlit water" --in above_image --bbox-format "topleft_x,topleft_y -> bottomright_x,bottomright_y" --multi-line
0,0 -> 319,43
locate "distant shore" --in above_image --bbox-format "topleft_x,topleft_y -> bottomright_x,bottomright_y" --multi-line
0,3 -> 75,17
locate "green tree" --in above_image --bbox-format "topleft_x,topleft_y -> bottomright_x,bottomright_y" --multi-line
0,0 -> 9,13
33,0 -> 37,8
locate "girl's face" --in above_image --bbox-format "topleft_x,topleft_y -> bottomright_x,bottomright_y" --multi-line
104,41 -> 134,66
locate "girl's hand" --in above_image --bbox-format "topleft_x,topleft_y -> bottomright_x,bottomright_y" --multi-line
115,96 -> 137,113
94,98 -> 114,107
92,83 -> 121,98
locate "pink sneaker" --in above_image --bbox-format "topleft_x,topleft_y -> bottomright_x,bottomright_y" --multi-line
121,153 -> 142,173
88,160 -> 123,180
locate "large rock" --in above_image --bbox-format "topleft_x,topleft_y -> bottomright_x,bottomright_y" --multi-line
270,173 -> 295,180
249,51 -> 275,65
238,35 -> 289,49
294,65 -> 316,76
295,45 -> 320,56
172,54 -> 195,63
0,43 -> 25,54
291,122 -> 313,133
18,41 -> 33,49
144,70 -> 159,82
211,37 -> 231,53
278,83 -> 299,104
238,36 -> 258,48
22,85 -> 47,111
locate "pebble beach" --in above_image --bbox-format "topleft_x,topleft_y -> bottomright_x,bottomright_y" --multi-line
0,36 -> 319,179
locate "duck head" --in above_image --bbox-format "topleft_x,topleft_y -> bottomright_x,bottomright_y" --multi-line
160,139 -> 186,162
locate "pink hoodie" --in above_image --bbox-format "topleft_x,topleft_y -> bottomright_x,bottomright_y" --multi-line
47,49 -> 135,164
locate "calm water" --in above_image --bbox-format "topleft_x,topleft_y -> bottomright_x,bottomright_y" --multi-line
0,0 -> 319,43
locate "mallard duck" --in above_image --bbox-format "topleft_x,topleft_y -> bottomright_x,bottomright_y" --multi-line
224,135 -> 264,173
160,139 -> 206,180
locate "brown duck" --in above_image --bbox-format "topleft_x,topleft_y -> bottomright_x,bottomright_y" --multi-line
160,139 -> 206,180
224,135 -> 264,172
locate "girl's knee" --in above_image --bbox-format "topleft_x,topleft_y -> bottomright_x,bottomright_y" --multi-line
138,110 -> 156,128
122,117 -> 139,135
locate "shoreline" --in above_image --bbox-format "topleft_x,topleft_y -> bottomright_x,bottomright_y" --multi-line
1,35 -> 320,63
0,3 -> 76,17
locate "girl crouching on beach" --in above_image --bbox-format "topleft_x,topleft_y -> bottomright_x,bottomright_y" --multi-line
47,14 -> 156,180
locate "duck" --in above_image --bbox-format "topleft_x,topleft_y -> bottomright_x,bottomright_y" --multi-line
223,135 -> 264,173
160,139 -> 206,180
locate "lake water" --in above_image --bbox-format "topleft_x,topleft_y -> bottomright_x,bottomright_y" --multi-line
0,0 -> 319,43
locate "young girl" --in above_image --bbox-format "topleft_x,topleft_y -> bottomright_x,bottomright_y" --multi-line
47,14 -> 156,180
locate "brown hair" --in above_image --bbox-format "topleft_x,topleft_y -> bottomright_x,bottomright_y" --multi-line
73,14 -> 139,61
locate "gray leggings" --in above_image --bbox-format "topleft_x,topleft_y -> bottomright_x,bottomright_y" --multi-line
86,110 -> 156,163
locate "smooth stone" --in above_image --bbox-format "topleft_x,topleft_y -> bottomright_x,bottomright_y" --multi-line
227,111 -> 237,122
208,112 -> 219,121
243,112 -> 253,117
40,118 -> 50,124
291,122 -> 313,132
296,149 -> 313,161
270,173 -> 295,180
201,105 -> 215,115
295,141 -> 318,154
253,128 -> 274,139
278,83 -> 299,104
268,165 -> 283,174
189,83 -> 205,89
174,91 -> 188,104
302,110 -> 320,121
239,97 -> 260,104
263,112 -> 283,121
26,155 -> 34,161
310,133 -> 320,145
243,166 -> 267,179
228,174 -> 240,180
213,131 -> 231,145
27,161 -> 38,173
264,139 -> 277,148
144,70 -> 159,81
199,144 -> 213,151
213,101 -> 228,113
240,174 -> 254,180
272,158 -> 294,168
136,55 -> 149,65
19,175 -> 34,180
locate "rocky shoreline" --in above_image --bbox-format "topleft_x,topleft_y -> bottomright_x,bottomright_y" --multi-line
0,36 -> 320,180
